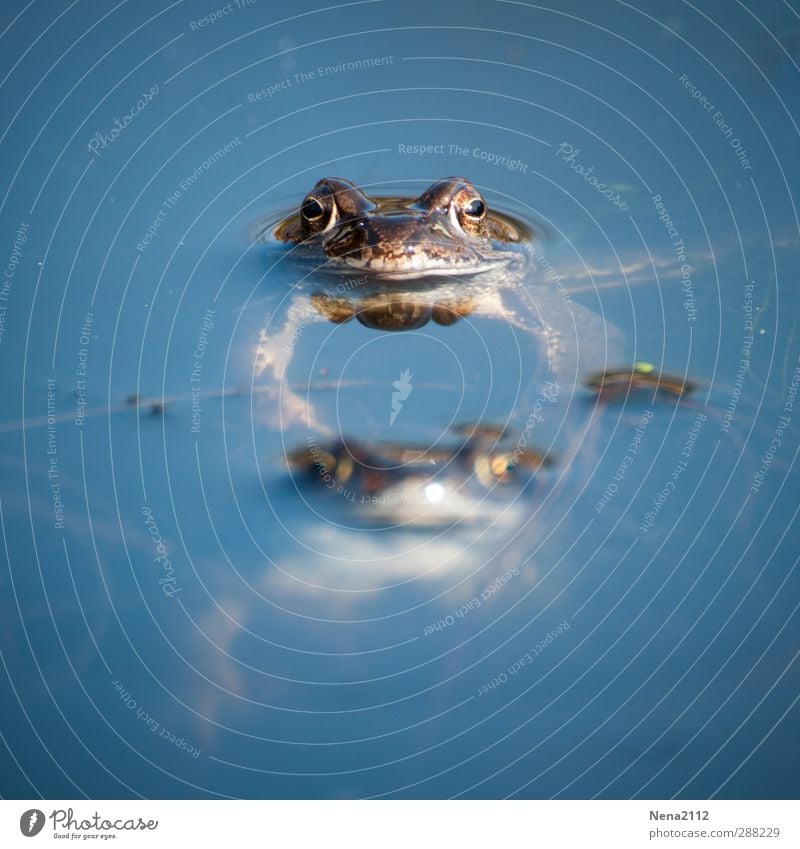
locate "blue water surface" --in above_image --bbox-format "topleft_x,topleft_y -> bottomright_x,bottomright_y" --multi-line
0,0 -> 798,799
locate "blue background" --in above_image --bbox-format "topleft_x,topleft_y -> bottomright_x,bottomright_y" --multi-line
0,0 -> 798,799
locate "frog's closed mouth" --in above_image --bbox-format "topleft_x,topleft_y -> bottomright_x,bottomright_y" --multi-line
274,177 -> 531,280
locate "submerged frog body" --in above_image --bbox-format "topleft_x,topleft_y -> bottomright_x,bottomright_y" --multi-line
309,290 -> 476,331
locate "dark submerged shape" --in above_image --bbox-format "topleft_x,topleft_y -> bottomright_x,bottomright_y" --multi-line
584,363 -> 697,400
288,424 -> 554,502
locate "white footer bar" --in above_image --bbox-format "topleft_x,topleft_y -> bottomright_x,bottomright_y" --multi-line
2,800 -> 796,847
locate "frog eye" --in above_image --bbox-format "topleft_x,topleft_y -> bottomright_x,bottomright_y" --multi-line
463,197 -> 486,219
301,196 -> 326,221
454,191 -> 489,234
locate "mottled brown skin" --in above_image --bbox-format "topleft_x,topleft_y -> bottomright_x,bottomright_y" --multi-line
275,177 -> 528,280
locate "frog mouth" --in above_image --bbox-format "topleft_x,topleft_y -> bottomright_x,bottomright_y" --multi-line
324,252 -> 512,280
320,228 -> 522,279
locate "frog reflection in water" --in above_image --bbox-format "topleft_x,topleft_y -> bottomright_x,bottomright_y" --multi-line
288,423 -> 555,526
258,177 -> 624,513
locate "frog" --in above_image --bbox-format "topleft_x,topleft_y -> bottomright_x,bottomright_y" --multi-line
255,176 -> 625,442
272,176 -> 528,280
